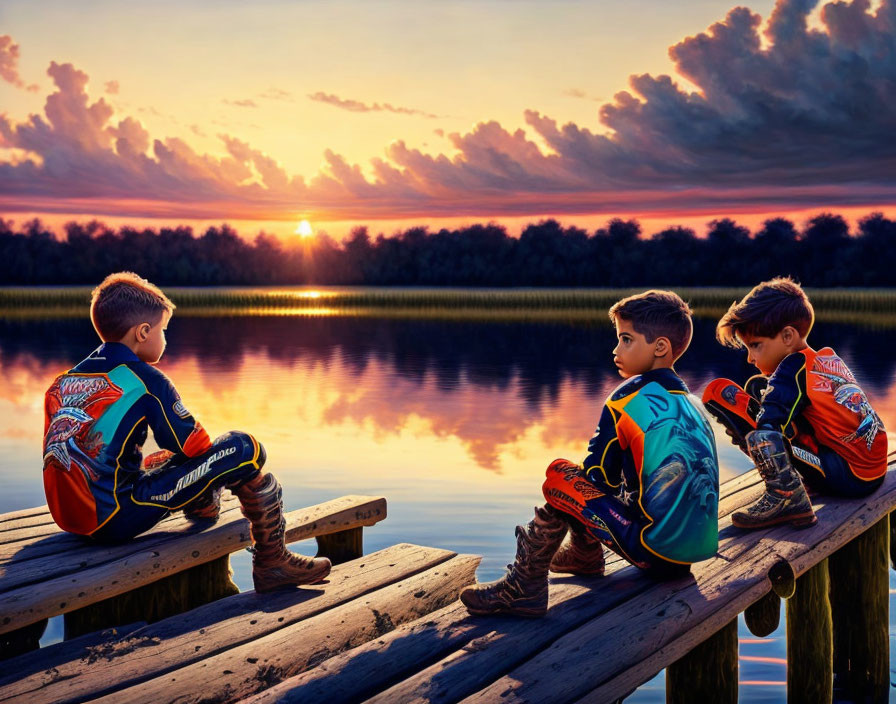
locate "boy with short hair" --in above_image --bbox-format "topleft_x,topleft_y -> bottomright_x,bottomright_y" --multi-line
43,272 -> 330,592
460,290 -> 719,618
702,277 -> 887,530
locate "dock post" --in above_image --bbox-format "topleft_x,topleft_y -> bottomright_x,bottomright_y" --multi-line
0,618 -> 48,660
786,559 -> 832,704
316,526 -> 363,565
63,556 -> 239,639
666,618 -> 737,704
829,516 -> 889,704
744,590 -> 781,637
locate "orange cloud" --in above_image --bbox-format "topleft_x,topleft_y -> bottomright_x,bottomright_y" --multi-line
1,1 -> 895,222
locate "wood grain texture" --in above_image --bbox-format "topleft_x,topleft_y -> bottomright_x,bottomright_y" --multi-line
86,554 -> 481,704
666,618 -> 737,704
0,495 -> 386,635
743,590 -> 781,638
829,515 -> 889,704
0,543 -> 451,704
453,469 -> 896,704
786,559 -> 832,704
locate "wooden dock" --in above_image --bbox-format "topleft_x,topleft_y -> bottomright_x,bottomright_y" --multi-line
1,459 -> 894,703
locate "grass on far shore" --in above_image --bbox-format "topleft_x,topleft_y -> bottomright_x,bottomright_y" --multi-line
2,286 -> 895,327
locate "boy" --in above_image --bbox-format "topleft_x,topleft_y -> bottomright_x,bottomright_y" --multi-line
702,277 -> 887,529
460,291 -> 719,617
42,272 -> 330,592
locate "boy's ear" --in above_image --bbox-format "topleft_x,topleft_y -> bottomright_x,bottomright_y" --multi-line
781,326 -> 796,345
135,323 -> 151,342
654,336 -> 671,358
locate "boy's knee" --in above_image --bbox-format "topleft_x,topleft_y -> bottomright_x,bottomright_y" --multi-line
546,458 -> 580,478
213,431 -> 266,469
701,377 -> 741,406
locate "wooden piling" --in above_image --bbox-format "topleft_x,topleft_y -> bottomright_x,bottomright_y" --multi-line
666,618 -> 738,704
829,516 -> 889,704
64,555 -> 238,639
786,559 -> 832,704
0,618 -> 47,660
316,527 -> 363,565
744,590 -> 781,637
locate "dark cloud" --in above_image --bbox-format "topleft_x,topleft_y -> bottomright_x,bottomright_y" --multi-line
308,91 -> 441,119
0,35 -> 38,91
1,2 -> 895,222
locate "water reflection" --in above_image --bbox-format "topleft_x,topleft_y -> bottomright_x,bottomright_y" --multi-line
2,316 -> 895,479
2,313 -> 895,701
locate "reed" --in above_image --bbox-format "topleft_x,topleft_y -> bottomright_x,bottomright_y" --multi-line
2,287 -> 895,327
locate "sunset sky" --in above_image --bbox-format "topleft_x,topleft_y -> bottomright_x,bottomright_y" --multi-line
2,0 -> 895,239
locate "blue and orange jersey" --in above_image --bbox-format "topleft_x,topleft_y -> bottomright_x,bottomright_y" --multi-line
43,342 -> 212,535
583,368 -> 719,564
756,346 -> 887,481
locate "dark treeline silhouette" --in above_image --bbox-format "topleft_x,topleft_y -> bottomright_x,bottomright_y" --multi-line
2,212 -> 896,286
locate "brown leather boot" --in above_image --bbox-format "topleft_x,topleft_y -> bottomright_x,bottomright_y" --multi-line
233,473 -> 331,592
549,528 -> 605,576
459,504 -> 567,617
184,486 -> 223,521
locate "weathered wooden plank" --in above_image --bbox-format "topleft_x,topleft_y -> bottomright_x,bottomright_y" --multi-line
0,495 -> 387,635
459,470 -> 896,704
0,543 -> 455,704
786,559 -> 832,704
0,495 -> 241,555
370,524 -> 771,704
0,622 -> 144,674
0,507 -> 245,588
666,618 -> 737,704
829,515 -> 889,704
239,568 -> 654,704
87,554 -> 481,704
61,554 -> 239,640
0,505 -> 49,524
241,472 -> 794,704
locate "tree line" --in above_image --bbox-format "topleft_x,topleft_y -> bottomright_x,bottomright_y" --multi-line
2,212 -> 895,287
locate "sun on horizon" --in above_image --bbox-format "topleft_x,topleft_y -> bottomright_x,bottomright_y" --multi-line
295,220 -> 314,238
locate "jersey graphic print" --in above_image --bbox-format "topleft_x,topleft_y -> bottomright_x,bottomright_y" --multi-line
44,376 -> 120,478
810,354 -> 883,451
613,383 -> 719,563
43,373 -> 124,534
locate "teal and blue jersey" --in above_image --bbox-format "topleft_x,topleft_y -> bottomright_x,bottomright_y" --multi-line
582,368 -> 719,564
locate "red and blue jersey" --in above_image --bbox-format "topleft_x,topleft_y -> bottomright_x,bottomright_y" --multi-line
756,346 -> 887,482
43,342 -> 212,535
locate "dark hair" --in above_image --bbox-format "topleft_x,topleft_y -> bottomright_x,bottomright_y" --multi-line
716,277 -> 814,348
608,290 -> 693,359
90,272 -> 175,342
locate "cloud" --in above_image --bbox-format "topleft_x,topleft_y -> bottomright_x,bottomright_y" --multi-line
104,80 -> 119,95
1,2 -> 895,223
259,87 -> 294,101
308,91 -> 441,119
223,98 -> 258,108
0,35 -> 38,91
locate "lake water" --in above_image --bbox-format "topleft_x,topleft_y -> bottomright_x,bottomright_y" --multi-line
2,307 -> 895,701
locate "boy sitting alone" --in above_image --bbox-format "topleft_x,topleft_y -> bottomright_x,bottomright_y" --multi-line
460,290 -> 719,617
702,277 -> 887,529
42,272 -> 331,591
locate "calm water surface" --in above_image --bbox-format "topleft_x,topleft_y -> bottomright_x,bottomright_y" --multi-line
2,312 -> 896,702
